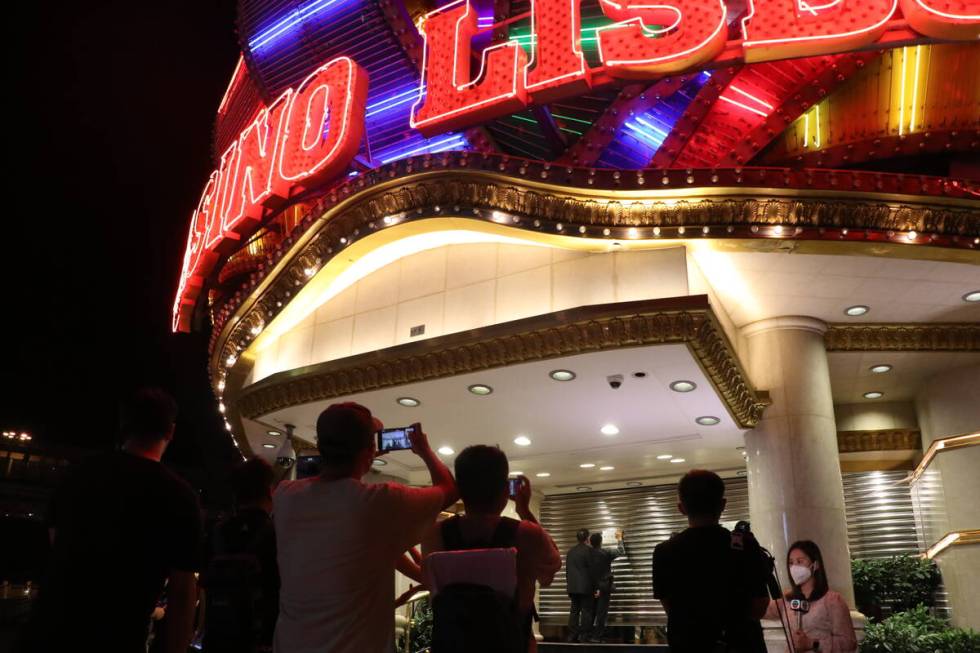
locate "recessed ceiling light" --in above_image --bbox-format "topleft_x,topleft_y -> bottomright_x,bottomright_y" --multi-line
580,463 -> 596,469
599,466 -> 615,471
514,435 -> 532,446
626,481 -> 642,487
397,397 -> 420,407
670,380 -> 697,393
372,458 -> 387,467
870,364 -> 892,374
736,470 -> 747,477
576,486 -> 592,491
468,384 -> 493,396
863,391 -> 884,399
536,472 -> 551,478
844,305 -> 870,316
509,471 -> 523,476
963,291 -> 980,303
696,416 -> 721,426
657,454 -> 673,460
670,458 -> 686,463
267,430 -> 281,437
600,424 -> 620,436
437,446 -> 455,455
549,369 -> 576,381
262,443 -> 276,449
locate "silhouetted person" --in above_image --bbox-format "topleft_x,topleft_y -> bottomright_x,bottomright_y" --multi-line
652,470 -> 769,653
588,529 -> 625,642
24,388 -> 202,653
565,528 -> 595,642
204,457 -> 279,653
422,445 -> 561,653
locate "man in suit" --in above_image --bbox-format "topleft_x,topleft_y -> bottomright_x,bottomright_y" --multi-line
564,528 -> 595,642
588,529 -> 626,642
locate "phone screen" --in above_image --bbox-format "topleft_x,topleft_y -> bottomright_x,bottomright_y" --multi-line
508,477 -> 521,498
296,455 -> 322,479
377,424 -> 417,453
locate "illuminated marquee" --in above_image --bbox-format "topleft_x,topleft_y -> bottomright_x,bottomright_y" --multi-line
174,0 -> 979,331
173,56 -> 368,332
410,0 -> 979,135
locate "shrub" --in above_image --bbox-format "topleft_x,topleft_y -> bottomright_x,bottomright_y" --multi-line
852,556 -> 940,619
860,605 -> 980,653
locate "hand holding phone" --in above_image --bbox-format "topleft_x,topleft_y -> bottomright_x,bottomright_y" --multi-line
376,424 -> 420,454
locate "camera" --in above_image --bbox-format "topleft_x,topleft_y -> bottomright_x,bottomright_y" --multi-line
607,374 -> 624,389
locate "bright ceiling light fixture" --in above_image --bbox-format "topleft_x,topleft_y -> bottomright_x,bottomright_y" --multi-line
670,380 -> 697,393
870,364 -> 892,374
600,466 -> 615,471
397,397 -> 421,407
536,472 -> 551,478
549,369 -> 576,381
509,471 -> 523,476
580,463 -> 596,469
514,435 -> 532,446
437,446 -> 455,455
670,458 -> 686,463
696,416 -> 721,426
372,458 -> 387,467
963,291 -> 980,303
468,384 -> 493,396
267,430 -> 282,437
844,305 -> 870,316
863,391 -> 884,399
600,424 -> 620,436
262,443 -> 276,449
657,454 -> 673,460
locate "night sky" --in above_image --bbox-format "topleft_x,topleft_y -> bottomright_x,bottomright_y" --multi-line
9,1 -> 242,496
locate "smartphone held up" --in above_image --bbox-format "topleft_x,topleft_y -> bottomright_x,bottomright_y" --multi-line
376,423 -> 420,453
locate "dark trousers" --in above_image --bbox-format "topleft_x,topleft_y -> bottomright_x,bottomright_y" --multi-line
567,593 -> 595,641
594,584 -> 612,637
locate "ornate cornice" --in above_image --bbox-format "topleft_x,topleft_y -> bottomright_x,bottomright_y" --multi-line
236,297 -> 770,429
825,323 -> 980,351
837,429 -> 922,453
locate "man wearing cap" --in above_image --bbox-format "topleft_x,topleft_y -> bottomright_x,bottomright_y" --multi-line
272,403 -> 458,653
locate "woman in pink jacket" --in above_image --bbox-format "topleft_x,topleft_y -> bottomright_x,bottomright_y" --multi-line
766,540 -> 857,653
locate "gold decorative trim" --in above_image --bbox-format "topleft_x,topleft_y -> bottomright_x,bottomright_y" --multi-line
837,429 -> 922,453
236,297 -> 770,429
825,323 -> 980,351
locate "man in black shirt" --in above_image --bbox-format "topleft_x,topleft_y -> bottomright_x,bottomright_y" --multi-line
564,528 -> 595,642
588,529 -> 625,642
204,457 -> 279,653
652,470 -> 769,653
23,388 -> 203,653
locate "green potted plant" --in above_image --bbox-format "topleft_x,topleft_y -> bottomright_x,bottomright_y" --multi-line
851,556 -> 940,621
860,605 -> 980,653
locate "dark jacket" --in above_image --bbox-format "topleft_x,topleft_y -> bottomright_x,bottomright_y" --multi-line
590,539 -> 626,589
565,542 -> 594,595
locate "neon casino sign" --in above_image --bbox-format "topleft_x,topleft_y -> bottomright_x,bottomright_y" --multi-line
173,0 -> 978,331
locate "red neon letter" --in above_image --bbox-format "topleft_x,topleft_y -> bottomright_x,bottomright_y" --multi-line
596,0 -> 728,76
525,0 -> 591,102
899,0 -> 980,39
741,0 -> 897,62
172,172 -> 221,331
277,56 -> 368,191
223,90 -> 292,235
411,0 -> 528,136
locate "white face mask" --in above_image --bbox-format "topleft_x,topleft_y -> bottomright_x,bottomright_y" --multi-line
790,564 -> 813,585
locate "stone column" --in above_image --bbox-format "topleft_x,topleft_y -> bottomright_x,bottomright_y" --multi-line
914,364 -> 980,629
742,317 -> 855,606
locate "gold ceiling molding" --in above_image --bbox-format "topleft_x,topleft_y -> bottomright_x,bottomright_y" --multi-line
235,297 -> 770,429
825,323 -> 980,351
837,429 -> 922,453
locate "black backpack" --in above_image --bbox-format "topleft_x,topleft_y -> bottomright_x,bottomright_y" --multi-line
431,516 -> 530,653
203,515 -> 271,653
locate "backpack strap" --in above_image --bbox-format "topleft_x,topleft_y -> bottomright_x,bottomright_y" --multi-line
489,517 -> 520,548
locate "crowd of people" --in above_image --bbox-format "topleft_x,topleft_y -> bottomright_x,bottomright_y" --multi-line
16,388 -> 857,653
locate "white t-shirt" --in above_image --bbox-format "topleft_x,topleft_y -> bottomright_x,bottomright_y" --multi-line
273,477 -> 444,653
